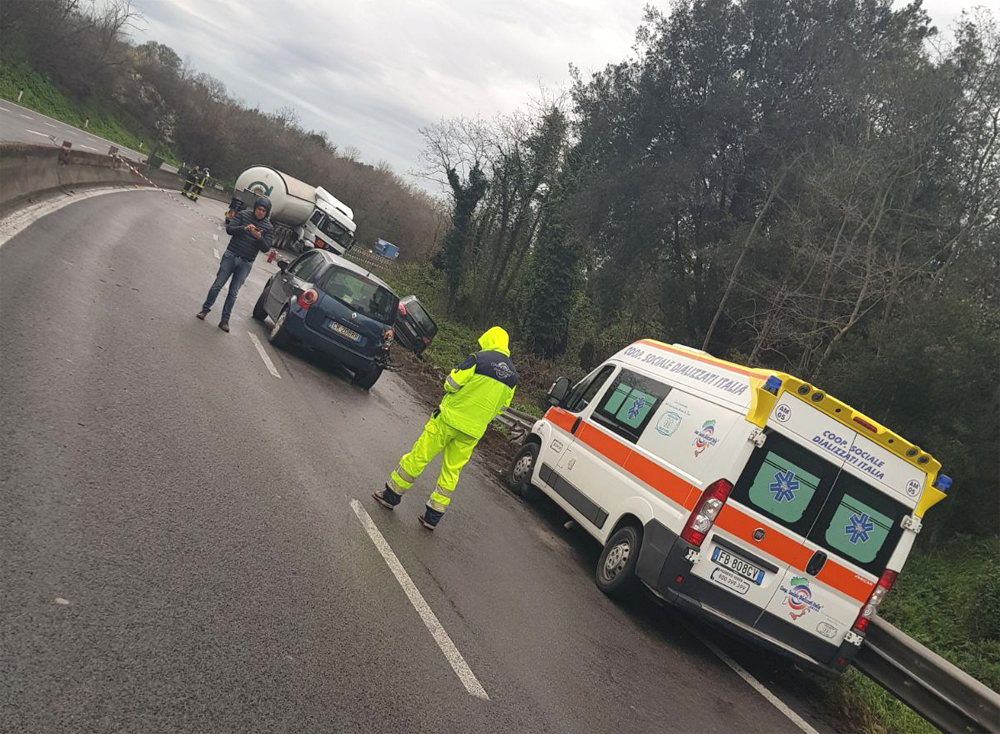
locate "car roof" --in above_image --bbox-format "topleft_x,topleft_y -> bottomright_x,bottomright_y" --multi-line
315,251 -> 394,292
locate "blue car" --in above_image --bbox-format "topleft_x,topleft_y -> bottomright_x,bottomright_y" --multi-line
253,250 -> 398,389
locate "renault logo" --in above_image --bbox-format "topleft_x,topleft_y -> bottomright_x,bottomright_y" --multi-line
351,312 -> 357,319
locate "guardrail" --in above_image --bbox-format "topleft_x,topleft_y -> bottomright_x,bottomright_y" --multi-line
494,407 -> 538,443
490,409 -> 1000,733
855,617 -> 1000,734
343,248 -> 397,274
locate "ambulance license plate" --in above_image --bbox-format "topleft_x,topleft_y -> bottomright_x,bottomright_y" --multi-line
329,321 -> 361,342
712,547 -> 765,585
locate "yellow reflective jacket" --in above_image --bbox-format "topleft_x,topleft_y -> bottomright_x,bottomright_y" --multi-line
439,327 -> 518,439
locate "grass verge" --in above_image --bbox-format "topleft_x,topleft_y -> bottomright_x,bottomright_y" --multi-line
0,62 -> 180,165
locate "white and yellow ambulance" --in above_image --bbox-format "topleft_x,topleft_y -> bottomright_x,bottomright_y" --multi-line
506,339 -> 950,675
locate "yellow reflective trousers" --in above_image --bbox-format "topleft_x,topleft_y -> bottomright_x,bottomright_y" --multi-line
388,413 -> 479,512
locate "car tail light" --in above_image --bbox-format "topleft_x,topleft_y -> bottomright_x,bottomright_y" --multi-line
398,302 -> 408,317
315,237 -> 325,249
680,479 -> 733,547
853,569 -> 897,632
296,289 -> 318,309
385,328 -> 394,343
421,335 -> 431,345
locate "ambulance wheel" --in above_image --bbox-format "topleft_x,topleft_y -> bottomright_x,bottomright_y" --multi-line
505,442 -> 538,499
596,525 -> 641,598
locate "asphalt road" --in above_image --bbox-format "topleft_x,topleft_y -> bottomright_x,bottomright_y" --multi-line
0,190 -> 852,733
0,98 -> 151,166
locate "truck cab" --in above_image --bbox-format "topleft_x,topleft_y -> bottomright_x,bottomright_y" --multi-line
306,200 -> 356,254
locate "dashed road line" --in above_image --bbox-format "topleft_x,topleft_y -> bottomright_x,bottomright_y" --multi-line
43,122 -> 57,128
695,633 -> 821,734
212,248 -> 220,259
25,130 -> 53,140
350,499 -> 489,700
19,113 -> 34,120
212,234 -> 219,241
0,106 -> 11,112
79,145 -> 98,152
248,332 -> 281,379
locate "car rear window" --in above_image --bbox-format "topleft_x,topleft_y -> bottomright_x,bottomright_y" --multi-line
406,299 -> 437,337
317,267 -> 397,323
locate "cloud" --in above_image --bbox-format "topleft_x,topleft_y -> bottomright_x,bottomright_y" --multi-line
132,0 -> 643,181
132,0 -> 978,187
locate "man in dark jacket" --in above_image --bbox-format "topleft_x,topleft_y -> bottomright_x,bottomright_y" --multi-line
196,195 -> 273,332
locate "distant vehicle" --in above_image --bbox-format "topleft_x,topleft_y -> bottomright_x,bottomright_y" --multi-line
508,340 -> 951,676
227,165 -> 356,255
371,238 -> 399,260
253,250 -> 397,389
394,295 -> 437,356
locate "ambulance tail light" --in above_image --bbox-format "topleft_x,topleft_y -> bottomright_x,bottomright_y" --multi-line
680,479 -> 733,547
852,569 -> 898,632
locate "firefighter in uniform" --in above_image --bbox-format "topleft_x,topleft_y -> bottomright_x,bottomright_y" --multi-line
188,167 -> 210,202
374,326 -> 518,530
182,165 -> 201,198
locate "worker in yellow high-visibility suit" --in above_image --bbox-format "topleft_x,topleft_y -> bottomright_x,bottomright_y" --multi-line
374,326 -> 518,530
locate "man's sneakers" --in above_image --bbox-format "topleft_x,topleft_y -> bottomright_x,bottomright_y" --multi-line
195,311 -> 208,320
218,320 -> 230,333
372,484 -> 402,510
418,507 -> 443,531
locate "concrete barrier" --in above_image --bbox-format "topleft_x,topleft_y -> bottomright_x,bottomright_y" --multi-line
0,142 -> 229,217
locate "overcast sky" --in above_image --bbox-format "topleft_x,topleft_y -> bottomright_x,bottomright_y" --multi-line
131,0 -> 981,188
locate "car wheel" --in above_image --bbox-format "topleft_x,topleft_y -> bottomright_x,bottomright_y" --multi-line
269,306 -> 291,348
595,525 -> 642,599
353,366 -> 383,390
505,442 -> 539,499
252,283 -> 270,322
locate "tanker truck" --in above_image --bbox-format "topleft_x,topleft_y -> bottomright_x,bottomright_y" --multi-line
226,165 -> 356,255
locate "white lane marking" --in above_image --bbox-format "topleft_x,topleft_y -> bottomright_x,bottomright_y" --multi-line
350,499 -> 489,700
0,187 -> 155,248
79,144 -> 98,152
212,248 -> 220,259
19,113 -> 34,120
0,106 -> 11,112
25,129 -> 53,139
43,122 -> 57,128
696,633 -> 821,734
212,234 -> 219,241
248,332 -> 281,379
55,598 -> 71,605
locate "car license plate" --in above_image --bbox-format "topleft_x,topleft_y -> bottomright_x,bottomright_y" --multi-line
712,547 -> 765,585
329,321 -> 361,342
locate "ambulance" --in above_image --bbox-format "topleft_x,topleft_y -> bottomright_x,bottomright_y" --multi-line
506,339 -> 951,675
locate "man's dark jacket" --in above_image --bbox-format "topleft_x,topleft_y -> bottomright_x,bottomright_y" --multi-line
226,203 -> 273,262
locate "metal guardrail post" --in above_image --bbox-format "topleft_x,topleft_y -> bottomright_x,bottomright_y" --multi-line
854,617 -> 1000,734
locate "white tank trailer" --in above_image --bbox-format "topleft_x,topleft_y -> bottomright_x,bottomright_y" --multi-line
228,165 -> 357,254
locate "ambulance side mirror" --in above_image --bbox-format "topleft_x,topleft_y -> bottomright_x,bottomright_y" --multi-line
548,377 -> 571,407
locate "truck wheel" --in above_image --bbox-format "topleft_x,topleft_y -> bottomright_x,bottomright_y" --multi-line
268,307 -> 291,348
505,442 -> 539,499
252,284 -> 270,322
595,525 -> 642,599
354,366 -> 382,390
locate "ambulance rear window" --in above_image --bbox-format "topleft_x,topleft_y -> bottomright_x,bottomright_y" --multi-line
810,472 -> 905,574
731,433 -> 832,538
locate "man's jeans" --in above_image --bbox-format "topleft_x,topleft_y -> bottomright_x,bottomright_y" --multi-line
202,250 -> 253,321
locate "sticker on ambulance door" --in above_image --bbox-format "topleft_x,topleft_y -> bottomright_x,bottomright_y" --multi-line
747,455 -> 821,523
823,494 -> 894,564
